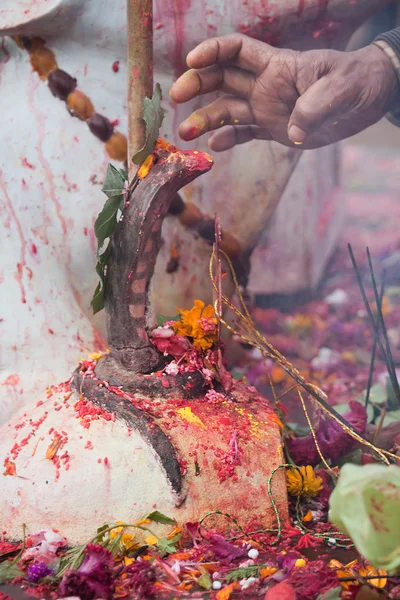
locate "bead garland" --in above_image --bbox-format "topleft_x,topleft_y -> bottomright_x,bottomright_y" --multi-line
14,35 -> 246,275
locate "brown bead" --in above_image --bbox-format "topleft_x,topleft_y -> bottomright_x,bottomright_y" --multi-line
219,231 -> 241,259
48,69 -> 77,101
66,90 -> 95,121
105,132 -> 128,162
30,47 -> 58,80
168,193 -> 185,215
196,219 -> 215,244
178,202 -> 203,228
88,113 -> 114,142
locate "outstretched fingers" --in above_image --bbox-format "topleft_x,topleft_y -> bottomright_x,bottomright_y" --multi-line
170,64 -> 255,104
208,125 -> 273,151
185,34 -> 276,73
178,95 -> 256,141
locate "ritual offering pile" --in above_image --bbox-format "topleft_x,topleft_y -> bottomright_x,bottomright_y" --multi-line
2,1 -> 400,597
2,138 -> 400,600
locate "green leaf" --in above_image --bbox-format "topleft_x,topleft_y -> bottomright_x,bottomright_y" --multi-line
198,571 -> 212,590
91,240 -> 112,314
329,463 -> 400,570
91,164 -> 127,314
146,510 -> 176,525
382,408 -> 400,426
386,377 -> 400,411
94,195 -> 123,249
316,587 -> 342,600
225,564 -> 260,582
132,83 -> 165,165
95,523 -> 110,541
156,534 -> 181,557
368,382 -> 388,406
0,560 -> 24,584
101,163 -> 127,198
156,314 -> 179,327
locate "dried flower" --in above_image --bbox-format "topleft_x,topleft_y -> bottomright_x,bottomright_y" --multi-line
206,534 -> 248,563
121,559 -> 156,598
286,466 -> 323,498
151,327 -> 190,359
287,401 -> 367,466
22,530 -> 66,565
58,544 -> 114,600
173,300 -> 218,351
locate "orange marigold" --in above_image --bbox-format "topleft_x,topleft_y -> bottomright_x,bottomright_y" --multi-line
173,299 -> 218,351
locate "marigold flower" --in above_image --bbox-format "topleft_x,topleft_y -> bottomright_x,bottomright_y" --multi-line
173,300 -> 218,351
109,522 -> 135,550
286,465 -> 323,498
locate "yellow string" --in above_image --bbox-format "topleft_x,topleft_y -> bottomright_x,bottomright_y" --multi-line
210,250 -> 397,466
297,389 -> 336,475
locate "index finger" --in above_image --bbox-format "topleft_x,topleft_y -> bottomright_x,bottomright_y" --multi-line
186,33 -> 276,75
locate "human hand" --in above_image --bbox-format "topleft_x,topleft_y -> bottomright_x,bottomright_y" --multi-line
170,34 -> 399,150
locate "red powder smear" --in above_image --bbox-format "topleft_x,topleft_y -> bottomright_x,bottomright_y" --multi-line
3,460 -> 16,476
31,243 -> 37,254
297,0 -> 305,16
4,374 -> 19,386
110,118 -> 119,126
112,60 -> 120,73
74,397 -> 115,429
21,157 -> 35,169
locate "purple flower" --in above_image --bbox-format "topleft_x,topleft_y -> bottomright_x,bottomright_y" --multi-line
27,561 -> 53,583
58,544 -> 114,600
287,401 -> 367,466
206,534 -> 248,563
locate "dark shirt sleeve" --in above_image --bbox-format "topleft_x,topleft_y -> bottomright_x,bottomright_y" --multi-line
374,29 -> 400,127
375,27 -> 400,56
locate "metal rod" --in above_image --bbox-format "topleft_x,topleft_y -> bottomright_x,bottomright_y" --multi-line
127,0 -> 153,180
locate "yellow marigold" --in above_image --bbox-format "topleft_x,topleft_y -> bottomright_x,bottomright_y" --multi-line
286,465 -> 323,498
109,521 -> 136,550
173,299 -> 218,351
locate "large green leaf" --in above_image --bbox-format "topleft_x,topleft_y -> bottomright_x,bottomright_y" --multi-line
329,464 -> 400,570
91,163 -> 127,314
94,195 -> 123,249
132,83 -> 165,165
101,163 -> 127,198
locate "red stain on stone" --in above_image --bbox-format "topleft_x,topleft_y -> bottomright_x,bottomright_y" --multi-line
4,374 -> 20,386
112,60 -> 120,73
21,157 -> 35,169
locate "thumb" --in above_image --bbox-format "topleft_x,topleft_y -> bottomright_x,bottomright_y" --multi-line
288,76 -> 348,144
